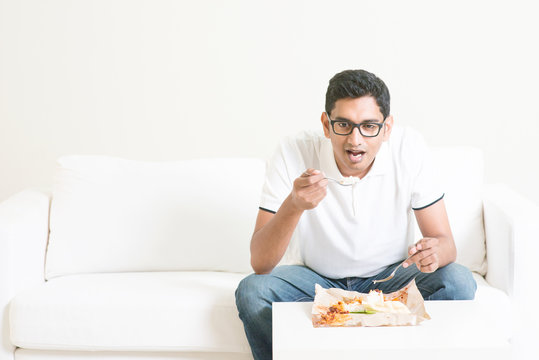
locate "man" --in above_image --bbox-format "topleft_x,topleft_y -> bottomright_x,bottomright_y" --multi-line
235,69 -> 476,360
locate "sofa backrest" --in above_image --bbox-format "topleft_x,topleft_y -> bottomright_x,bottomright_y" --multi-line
418,146 -> 487,274
46,148 -> 487,280
45,156 -> 265,280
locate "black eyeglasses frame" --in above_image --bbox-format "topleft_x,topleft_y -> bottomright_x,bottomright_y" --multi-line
326,112 -> 386,137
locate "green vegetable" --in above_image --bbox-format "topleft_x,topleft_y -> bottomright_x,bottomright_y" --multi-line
349,310 -> 376,314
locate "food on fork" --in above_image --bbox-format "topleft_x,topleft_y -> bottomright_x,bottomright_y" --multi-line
338,176 -> 360,185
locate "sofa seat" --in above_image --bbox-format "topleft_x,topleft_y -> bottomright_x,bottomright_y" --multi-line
9,271 -> 509,354
9,272 -> 252,354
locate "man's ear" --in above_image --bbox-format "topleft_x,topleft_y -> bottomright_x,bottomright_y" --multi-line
321,112 -> 331,138
382,115 -> 394,141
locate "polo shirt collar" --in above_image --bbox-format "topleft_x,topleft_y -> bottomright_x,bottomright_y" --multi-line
320,138 -> 391,180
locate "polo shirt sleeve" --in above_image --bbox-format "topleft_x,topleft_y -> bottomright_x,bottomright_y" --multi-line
409,131 -> 444,211
259,137 -> 301,214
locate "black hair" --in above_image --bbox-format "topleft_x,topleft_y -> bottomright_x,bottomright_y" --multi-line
325,69 -> 390,119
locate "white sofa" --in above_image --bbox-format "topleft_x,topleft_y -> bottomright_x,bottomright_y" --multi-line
1,148 -> 538,360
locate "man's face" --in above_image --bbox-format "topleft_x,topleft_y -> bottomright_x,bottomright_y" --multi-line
321,96 -> 393,178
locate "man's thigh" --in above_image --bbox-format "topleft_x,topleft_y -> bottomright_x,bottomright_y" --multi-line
366,262 -> 477,300
237,265 -> 342,303
414,262 -> 477,300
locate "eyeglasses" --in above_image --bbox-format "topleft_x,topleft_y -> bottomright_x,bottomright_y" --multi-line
326,112 -> 386,137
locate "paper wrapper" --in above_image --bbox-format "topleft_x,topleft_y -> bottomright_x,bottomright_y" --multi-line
312,279 -> 430,327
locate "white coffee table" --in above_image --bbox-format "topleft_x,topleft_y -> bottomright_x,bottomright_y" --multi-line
273,301 -> 511,360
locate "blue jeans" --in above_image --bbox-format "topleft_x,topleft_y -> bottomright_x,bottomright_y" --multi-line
235,262 -> 477,360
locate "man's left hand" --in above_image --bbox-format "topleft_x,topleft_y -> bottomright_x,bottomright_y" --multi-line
402,237 -> 440,273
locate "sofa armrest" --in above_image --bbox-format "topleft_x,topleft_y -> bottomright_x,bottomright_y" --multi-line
483,183 -> 539,295
482,183 -> 539,357
0,188 -> 51,359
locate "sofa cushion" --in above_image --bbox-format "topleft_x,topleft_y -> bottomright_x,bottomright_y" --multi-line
13,349 -> 254,360
9,272 -> 507,352
45,156 -> 265,280
9,272 -> 251,353
412,147 -> 487,275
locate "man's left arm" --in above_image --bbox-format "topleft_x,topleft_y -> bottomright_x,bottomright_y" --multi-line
403,199 -> 457,272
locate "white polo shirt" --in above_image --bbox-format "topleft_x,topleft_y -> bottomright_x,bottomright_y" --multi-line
259,125 -> 443,279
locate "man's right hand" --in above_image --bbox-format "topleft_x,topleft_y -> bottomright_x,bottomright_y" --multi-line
290,168 -> 328,211
250,168 -> 328,274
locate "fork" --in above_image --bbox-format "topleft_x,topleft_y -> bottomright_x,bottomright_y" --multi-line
372,255 -> 413,284
324,177 -> 355,186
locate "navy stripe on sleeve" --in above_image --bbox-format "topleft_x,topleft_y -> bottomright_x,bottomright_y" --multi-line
412,194 -> 445,211
259,207 -> 277,214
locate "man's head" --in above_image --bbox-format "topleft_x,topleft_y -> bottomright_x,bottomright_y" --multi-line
321,69 -> 393,179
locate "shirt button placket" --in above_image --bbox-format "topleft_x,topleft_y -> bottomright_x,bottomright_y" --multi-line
352,181 -> 360,217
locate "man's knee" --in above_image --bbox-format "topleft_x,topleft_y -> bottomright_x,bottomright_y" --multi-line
235,265 -> 315,316
422,263 -> 477,300
235,273 -> 275,319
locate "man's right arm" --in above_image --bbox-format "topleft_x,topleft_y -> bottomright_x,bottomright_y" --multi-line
250,168 -> 328,274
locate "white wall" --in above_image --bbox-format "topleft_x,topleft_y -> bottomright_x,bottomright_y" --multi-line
1,0 -> 538,205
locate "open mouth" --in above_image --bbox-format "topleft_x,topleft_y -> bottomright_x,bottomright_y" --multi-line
346,149 -> 366,163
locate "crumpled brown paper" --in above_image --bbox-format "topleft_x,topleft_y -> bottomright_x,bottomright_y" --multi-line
312,279 -> 430,327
